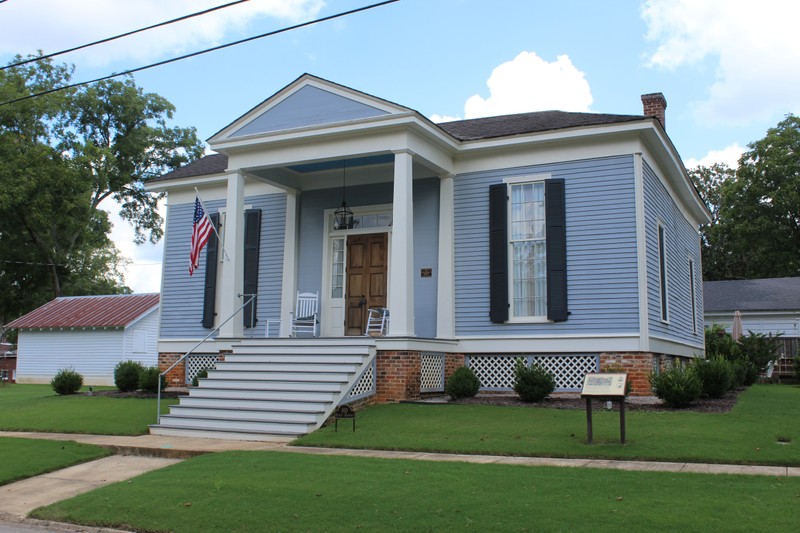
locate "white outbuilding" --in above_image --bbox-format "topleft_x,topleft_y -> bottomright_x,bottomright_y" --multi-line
5,293 -> 160,386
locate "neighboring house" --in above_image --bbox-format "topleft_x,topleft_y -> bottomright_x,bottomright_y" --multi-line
0,342 -> 15,383
704,277 -> 800,375
5,294 -> 160,386
704,277 -> 800,337
146,74 -> 710,440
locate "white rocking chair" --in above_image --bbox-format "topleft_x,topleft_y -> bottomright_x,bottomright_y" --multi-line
365,307 -> 389,336
291,291 -> 319,337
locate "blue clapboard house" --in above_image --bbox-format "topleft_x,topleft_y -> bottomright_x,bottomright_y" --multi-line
147,75 -> 710,440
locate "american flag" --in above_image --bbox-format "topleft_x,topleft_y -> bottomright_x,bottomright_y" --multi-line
189,195 -> 213,276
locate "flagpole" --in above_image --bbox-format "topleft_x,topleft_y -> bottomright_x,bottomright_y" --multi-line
194,187 -> 230,261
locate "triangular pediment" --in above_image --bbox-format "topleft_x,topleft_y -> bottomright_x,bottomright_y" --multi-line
211,74 -> 407,143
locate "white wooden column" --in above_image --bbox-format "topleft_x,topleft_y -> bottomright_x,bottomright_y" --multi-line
279,191 -> 298,337
436,173 -> 455,338
218,170 -> 245,338
388,150 -> 415,336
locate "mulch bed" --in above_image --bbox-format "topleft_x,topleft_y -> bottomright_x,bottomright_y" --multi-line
448,388 -> 744,413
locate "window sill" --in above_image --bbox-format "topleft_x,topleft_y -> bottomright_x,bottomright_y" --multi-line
506,316 -> 551,324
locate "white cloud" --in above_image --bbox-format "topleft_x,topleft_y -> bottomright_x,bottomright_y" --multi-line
461,51 -> 593,119
430,51 -> 593,123
0,0 -> 325,67
642,0 -> 800,125
102,199 -> 165,294
684,143 -> 745,169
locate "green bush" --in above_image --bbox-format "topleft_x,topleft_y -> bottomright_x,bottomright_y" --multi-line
50,367 -> 84,395
191,368 -> 209,387
138,367 -> 165,394
693,356 -> 732,398
730,359 -> 748,388
649,364 -> 702,408
114,360 -> 144,392
513,362 -> 555,403
794,356 -> 800,381
737,332 -> 780,371
705,325 -> 739,359
446,366 -> 481,399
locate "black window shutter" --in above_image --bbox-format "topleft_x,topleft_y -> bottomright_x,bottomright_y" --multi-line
545,179 -> 568,322
489,183 -> 509,323
243,209 -> 262,328
202,213 -> 220,329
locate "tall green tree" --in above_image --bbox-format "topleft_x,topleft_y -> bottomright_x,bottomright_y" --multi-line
689,115 -> 800,280
0,54 -> 204,327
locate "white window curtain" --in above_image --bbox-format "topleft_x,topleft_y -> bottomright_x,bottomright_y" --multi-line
510,182 -> 547,317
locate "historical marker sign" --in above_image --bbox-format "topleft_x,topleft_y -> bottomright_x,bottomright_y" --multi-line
581,373 -> 627,397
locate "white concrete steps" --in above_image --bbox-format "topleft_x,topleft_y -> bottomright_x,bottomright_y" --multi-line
150,339 -> 375,441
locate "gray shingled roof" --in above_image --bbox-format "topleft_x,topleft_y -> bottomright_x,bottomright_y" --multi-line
437,110 -> 645,141
153,110 -> 648,182
703,278 -> 800,312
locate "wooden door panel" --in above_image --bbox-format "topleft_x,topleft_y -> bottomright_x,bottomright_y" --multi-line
345,233 -> 388,335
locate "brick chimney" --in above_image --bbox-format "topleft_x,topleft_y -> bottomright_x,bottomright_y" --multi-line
641,92 -> 667,129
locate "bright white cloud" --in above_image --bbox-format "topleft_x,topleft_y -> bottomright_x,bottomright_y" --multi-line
462,51 -> 593,119
430,51 -> 593,123
642,0 -> 800,125
102,199 -> 165,294
0,0 -> 325,67
684,143 -> 745,169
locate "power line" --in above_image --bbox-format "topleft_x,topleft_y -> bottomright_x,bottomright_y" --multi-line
1,0 -> 250,72
1,259 -> 67,267
0,0 -> 400,107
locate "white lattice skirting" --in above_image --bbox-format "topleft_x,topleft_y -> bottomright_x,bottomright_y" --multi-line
347,360 -> 375,400
467,354 -> 599,391
420,352 -> 445,392
186,354 -> 222,384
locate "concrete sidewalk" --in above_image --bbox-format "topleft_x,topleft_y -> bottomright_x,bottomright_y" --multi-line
0,430 -> 798,528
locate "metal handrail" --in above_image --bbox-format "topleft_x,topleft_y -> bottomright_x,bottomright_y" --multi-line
156,293 -> 257,424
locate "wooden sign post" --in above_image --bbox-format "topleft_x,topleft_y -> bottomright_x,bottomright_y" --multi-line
580,373 -> 627,445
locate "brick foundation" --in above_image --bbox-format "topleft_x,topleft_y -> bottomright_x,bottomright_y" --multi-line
158,352 -> 186,387
0,356 -> 16,383
600,352 -> 660,396
376,350 -> 423,403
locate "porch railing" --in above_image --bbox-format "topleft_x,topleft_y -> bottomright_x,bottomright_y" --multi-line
156,293 -> 257,424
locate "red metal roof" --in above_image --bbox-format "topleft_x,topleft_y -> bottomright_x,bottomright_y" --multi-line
5,294 -> 160,329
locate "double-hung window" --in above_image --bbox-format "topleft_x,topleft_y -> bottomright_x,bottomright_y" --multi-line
489,176 -> 568,324
509,180 -> 547,318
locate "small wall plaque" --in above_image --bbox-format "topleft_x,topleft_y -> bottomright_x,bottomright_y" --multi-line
420,268 -> 432,278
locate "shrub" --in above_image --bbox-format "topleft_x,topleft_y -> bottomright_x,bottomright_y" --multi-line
730,359 -> 748,389
51,367 -> 83,395
649,364 -> 702,408
743,362 -> 760,386
693,356 -> 732,398
114,360 -> 144,392
192,368 -> 209,387
514,362 -> 555,403
139,366 -> 165,393
794,355 -> 800,381
705,325 -> 739,360
737,332 -> 780,371
445,366 -> 480,399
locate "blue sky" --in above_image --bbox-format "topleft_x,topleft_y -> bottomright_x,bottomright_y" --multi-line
2,0 -> 798,292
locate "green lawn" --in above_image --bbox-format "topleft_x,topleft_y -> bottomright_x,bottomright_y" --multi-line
0,437 -> 110,486
296,385 -> 800,466
0,384 -> 178,435
31,451 -> 799,532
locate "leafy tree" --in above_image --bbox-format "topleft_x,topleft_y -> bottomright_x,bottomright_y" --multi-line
0,54 -> 204,328
689,115 -> 800,280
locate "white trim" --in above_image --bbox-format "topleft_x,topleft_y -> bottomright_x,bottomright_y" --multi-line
458,335 -> 641,353
388,151 -> 415,336
436,173 -> 456,338
504,176 -> 549,321
650,334 -> 704,358
657,220 -> 670,324
688,255 -> 698,335
320,204 -> 392,337
634,153 -> 650,351
279,192 -> 298,337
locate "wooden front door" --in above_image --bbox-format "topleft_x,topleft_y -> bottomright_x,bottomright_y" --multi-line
345,233 -> 388,335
